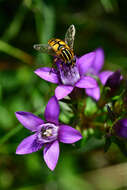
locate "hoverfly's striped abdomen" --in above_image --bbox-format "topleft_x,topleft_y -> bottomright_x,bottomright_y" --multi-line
48,38 -> 75,66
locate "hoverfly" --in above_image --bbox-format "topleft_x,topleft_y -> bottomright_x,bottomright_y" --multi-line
33,25 -> 76,67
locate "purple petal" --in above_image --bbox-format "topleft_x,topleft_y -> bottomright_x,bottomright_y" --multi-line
43,140 -> 59,171
55,85 -> 74,100
114,119 -> 127,138
93,48 -> 104,74
44,96 -> 60,124
34,67 -> 59,84
77,52 -> 95,76
99,71 -> 113,85
85,87 -> 100,101
16,134 -> 43,154
15,112 -> 44,132
59,124 -> 82,143
75,76 -> 97,89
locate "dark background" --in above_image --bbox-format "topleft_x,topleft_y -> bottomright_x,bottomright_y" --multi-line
0,0 -> 127,189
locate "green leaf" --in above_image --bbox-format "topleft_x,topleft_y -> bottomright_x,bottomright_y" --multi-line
113,136 -> 127,157
84,98 -> 97,116
2,2 -> 28,42
104,136 -> 112,152
0,40 -> 33,64
79,136 -> 105,153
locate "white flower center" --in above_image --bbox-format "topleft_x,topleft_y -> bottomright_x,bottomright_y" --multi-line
37,123 -> 59,143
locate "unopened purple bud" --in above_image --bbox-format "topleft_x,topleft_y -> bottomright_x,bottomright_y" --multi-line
105,70 -> 122,89
114,118 -> 127,138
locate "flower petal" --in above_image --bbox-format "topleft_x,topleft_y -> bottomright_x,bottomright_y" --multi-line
85,87 -> 100,101
77,52 -> 95,76
16,134 -> 43,154
99,71 -> 113,85
44,96 -> 60,124
75,76 -> 97,89
59,124 -> 82,143
15,111 -> 44,132
43,140 -> 59,171
93,48 -> 104,74
34,67 -> 59,84
55,85 -> 74,100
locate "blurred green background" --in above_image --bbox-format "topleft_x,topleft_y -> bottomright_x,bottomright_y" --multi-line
0,0 -> 127,189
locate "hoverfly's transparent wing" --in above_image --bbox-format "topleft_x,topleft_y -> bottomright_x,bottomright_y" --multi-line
65,24 -> 76,50
33,44 -> 56,56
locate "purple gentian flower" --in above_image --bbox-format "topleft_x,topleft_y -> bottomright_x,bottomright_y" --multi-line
77,48 -> 113,100
34,53 -> 97,100
15,96 -> 82,171
105,70 -> 122,89
114,118 -> 127,138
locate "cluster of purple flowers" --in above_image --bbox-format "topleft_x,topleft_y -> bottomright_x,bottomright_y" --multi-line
15,29 -> 126,170
16,96 -> 82,170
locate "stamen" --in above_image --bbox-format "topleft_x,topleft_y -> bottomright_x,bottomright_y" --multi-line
58,62 -> 80,85
37,123 -> 58,143
43,128 -> 53,137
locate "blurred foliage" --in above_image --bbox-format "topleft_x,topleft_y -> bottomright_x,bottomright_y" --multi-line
0,0 -> 127,190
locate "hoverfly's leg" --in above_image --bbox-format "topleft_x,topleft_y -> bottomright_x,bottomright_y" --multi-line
71,56 -> 76,73
49,57 -> 62,74
72,56 -> 76,67
53,57 -> 60,70
54,57 -> 58,63
54,57 -> 63,70
63,63 -> 69,77
49,58 -> 57,74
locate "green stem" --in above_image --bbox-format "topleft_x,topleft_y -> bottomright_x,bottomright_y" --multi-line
2,1 -> 28,42
91,122 -> 105,127
0,40 -> 34,65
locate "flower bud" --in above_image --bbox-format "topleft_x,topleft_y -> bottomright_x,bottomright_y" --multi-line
114,118 -> 127,138
105,70 -> 122,89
